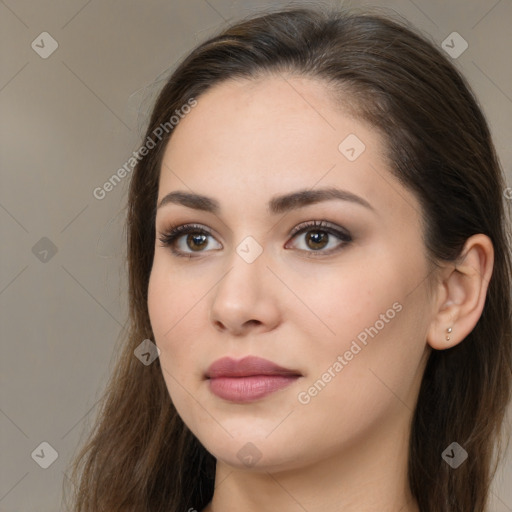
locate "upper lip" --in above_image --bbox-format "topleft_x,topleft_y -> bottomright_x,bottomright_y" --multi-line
205,356 -> 302,379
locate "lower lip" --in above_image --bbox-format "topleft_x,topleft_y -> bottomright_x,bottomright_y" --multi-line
208,375 -> 300,403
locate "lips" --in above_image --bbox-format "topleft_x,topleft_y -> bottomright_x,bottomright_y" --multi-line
206,356 -> 301,379
205,356 -> 302,402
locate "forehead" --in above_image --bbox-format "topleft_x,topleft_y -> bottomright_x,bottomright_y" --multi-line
162,77 -> 376,178
157,76 -> 420,227
167,75 -> 357,148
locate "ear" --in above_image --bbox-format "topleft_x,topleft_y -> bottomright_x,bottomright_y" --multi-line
427,234 -> 494,350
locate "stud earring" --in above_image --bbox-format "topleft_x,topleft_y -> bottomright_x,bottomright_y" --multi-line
446,327 -> 452,341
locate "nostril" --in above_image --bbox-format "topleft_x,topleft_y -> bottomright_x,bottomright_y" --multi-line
214,320 -> 224,330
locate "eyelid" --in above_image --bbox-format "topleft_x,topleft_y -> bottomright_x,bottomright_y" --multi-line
288,219 -> 351,239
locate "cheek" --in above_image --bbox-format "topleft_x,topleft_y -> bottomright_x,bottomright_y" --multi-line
295,247 -> 429,396
148,256 -> 204,338
147,258 -> 212,381
289,255 -> 400,348
147,262 -> 218,440
148,263 -> 174,343
147,262 -> 190,369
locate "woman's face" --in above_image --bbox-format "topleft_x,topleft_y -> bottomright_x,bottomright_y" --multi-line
148,76 -> 434,472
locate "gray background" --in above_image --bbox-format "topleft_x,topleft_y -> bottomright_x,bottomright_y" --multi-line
1,0 -> 511,511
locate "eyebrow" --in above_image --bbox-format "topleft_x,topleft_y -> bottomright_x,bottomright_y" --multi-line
157,187 -> 374,215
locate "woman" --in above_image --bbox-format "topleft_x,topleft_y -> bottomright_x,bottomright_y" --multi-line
65,6 -> 512,512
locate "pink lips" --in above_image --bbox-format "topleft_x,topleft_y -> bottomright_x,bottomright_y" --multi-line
205,356 -> 301,403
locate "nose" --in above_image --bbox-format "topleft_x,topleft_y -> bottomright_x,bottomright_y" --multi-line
209,245 -> 281,336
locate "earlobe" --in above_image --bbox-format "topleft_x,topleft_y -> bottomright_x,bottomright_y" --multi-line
426,234 -> 494,350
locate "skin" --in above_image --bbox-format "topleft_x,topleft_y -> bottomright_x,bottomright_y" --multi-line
147,75 -> 494,512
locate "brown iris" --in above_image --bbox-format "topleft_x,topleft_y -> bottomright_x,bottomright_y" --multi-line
305,230 -> 329,250
187,233 -> 208,251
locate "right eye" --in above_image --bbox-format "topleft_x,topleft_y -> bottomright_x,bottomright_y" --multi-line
158,223 -> 222,258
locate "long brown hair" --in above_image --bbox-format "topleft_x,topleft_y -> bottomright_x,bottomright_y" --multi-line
64,6 -> 512,512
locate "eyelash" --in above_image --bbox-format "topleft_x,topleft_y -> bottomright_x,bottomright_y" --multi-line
157,220 -> 352,259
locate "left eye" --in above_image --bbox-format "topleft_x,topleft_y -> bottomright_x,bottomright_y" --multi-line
286,220 -> 352,255
158,220 -> 352,258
